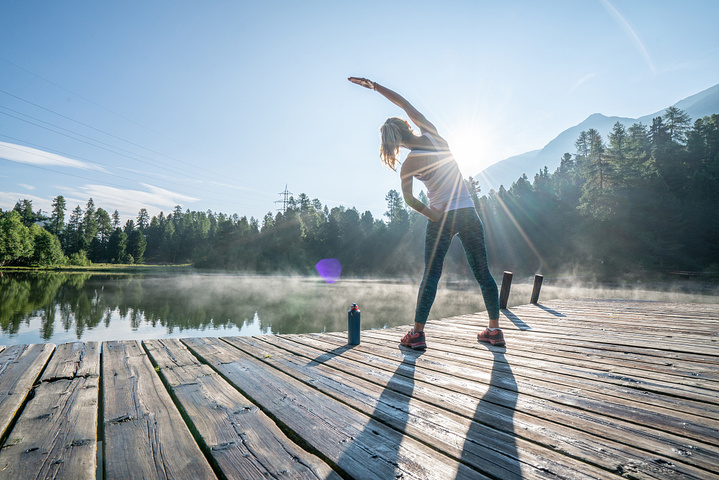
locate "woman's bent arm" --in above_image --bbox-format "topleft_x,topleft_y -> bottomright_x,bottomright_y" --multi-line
401,161 -> 442,222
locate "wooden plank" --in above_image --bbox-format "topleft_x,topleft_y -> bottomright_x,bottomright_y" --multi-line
0,343 -> 55,442
508,298 -> 719,320
486,315 -> 719,367
472,331 -> 719,381
231,334 -> 696,480
530,298 -> 719,315
498,301 -> 719,337
40,341 -> 99,381
472,319 -> 719,356
308,329 -> 719,472
102,340 -> 216,480
0,342 -> 99,479
462,312 -> 719,363
360,328 -> 719,446
492,301 -> 719,327
183,337 -> 486,480
429,323 -> 719,402
275,331 -> 719,478
144,338 -> 340,480
493,312 -> 719,340
444,308 -> 719,395
539,299 -> 719,320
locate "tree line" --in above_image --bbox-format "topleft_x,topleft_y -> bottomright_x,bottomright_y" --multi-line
2,107 -> 717,277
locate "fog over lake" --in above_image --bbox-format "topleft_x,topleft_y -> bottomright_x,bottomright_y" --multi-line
2,271 -> 717,346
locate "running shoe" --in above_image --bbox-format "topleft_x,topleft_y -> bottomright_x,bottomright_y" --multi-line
400,329 -> 426,350
477,328 -> 505,346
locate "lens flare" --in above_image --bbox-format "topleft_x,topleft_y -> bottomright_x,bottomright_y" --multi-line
315,258 -> 342,284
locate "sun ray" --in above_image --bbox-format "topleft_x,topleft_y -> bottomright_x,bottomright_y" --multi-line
492,191 -> 548,273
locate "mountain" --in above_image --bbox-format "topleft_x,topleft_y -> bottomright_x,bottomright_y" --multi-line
474,83 -> 719,195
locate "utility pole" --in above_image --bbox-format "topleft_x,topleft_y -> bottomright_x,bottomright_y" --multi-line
275,185 -> 293,213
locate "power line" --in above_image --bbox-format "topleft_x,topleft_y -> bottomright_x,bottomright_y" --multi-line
0,102 -> 245,188
0,57 -> 282,215
0,107 -> 233,186
0,55 -> 230,172
0,87 -> 262,193
0,103 -> 273,201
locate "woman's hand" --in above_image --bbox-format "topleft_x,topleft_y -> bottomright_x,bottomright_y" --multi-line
427,208 -> 443,223
348,77 -> 376,90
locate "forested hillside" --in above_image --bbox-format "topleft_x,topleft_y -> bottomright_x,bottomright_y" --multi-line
2,108 -> 718,277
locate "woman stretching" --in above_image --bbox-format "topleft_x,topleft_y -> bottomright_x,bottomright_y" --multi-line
349,77 -> 504,349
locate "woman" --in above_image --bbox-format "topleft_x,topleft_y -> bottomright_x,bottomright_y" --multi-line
349,77 -> 504,349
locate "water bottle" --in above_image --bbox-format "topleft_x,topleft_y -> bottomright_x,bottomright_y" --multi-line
348,303 -> 360,345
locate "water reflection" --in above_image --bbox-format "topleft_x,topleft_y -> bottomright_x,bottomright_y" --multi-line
4,271 -> 715,346
0,272 -> 491,345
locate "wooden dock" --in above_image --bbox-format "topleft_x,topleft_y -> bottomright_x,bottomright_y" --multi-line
0,299 -> 718,479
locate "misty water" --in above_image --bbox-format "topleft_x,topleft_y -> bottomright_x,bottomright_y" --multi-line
2,271 -> 718,346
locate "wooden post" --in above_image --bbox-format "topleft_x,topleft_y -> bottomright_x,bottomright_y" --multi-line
499,271 -> 513,309
530,274 -> 544,304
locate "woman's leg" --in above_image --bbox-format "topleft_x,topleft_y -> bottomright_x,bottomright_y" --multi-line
456,209 -> 500,325
413,213 -> 455,331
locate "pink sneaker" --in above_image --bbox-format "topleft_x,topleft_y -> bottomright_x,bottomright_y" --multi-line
477,328 -> 505,346
400,329 -> 426,350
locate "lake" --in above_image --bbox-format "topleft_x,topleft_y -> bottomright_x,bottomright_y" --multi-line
2,271 -> 717,345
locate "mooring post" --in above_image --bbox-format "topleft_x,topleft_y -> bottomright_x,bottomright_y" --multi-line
530,274 -> 544,304
499,271 -> 513,309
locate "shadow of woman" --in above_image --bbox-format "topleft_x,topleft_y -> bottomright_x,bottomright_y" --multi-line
333,347 -> 427,479
454,346 -> 522,479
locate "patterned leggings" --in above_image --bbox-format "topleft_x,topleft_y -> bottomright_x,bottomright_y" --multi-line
414,207 -> 500,324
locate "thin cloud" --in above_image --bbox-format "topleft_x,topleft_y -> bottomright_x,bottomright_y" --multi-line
116,165 -> 259,193
19,183 -> 36,190
568,72 -> 599,97
62,183 -> 201,219
599,0 -> 656,74
0,141 -> 107,172
0,191 -> 53,213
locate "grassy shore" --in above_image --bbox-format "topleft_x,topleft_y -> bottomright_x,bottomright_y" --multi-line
0,264 -> 194,274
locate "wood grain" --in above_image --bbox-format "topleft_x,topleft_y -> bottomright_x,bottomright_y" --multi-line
102,340 -> 216,479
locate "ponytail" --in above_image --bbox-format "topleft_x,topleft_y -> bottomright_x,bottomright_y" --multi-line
379,118 -> 407,171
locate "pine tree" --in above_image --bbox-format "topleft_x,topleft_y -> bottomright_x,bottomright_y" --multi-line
83,198 -> 98,246
111,210 -> 121,229
384,189 -> 408,226
66,205 -> 86,254
137,208 -> 150,231
578,129 -> 613,218
49,195 -> 66,237
13,199 -> 36,227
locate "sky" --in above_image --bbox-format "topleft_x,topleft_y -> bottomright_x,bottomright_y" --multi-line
1,0 -> 718,224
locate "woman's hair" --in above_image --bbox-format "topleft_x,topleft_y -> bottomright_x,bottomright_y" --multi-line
379,117 -> 411,171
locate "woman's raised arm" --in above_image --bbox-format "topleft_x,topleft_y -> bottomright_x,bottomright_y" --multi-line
348,77 -> 437,134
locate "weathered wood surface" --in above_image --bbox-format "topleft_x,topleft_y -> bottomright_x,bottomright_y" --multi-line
144,338 -> 341,480
102,340 -> 216,479
0,298 -> 717,479
0,344 -> 55,443
255,331 -> 716,479
184,336 -> 480,480
0,342 -> 99,478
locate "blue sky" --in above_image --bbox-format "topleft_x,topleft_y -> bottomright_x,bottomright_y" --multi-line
1,1 -> 718,223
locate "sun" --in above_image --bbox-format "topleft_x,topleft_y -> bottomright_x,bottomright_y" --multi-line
445,124 -> 492,175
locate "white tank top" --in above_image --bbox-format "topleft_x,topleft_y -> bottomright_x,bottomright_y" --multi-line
408,132 -> 475,213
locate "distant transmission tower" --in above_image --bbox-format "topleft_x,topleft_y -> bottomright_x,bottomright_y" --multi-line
275,184 -> 293,212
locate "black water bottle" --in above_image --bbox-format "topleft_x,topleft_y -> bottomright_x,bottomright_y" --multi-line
348,303 -> 360,345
